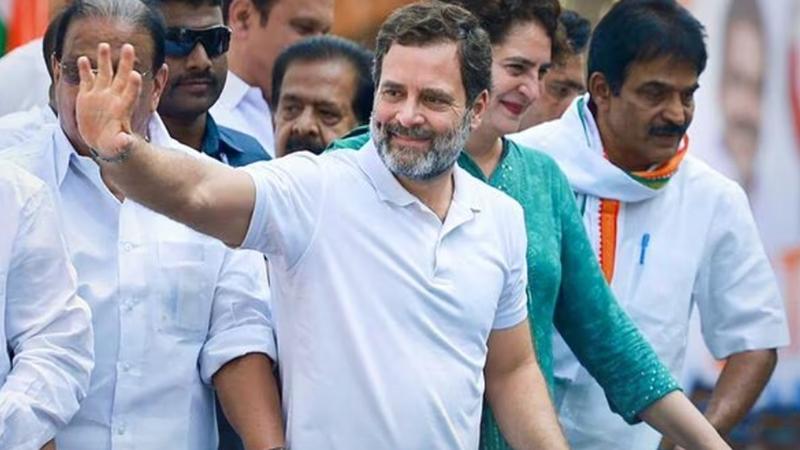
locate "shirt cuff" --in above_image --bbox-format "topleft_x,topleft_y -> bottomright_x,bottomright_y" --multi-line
199,323 -> 277,385
0,391 -> 57,449
615,370 -> 682,425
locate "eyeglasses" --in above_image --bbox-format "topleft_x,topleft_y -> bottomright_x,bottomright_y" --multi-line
57,60 -> 151,85
165,25 -> 231,58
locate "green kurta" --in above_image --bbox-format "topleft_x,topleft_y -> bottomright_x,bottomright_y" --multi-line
328,128 -> 679,448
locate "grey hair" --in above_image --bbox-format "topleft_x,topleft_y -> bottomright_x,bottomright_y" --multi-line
53,0 -> 167,71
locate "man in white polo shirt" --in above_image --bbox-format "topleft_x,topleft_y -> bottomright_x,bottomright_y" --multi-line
71,2 -> 569,448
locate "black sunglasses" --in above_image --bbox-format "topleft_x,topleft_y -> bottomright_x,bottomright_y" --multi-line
165,25 -> 232,58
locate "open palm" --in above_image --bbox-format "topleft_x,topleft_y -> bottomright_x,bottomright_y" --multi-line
75,43 -> 143,159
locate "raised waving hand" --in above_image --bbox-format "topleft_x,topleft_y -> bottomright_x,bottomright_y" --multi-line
75,42 -> 143,160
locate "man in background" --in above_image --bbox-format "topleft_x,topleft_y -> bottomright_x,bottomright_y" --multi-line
211,0 -> 334,155
271,35 -> 372,156
149,2 -> 275,449
511,1 -> 787,448
519,9 -> 590,130
152,0 -> 269,167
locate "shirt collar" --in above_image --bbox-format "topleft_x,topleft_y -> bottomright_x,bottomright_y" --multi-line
200,114 -> 222,159
201,114 -> 246,160
53,125 -> 73,188
218,71 -> 268,112
355,138 -> 481,213
218,71 -> 249,108
53,113 -> 174,187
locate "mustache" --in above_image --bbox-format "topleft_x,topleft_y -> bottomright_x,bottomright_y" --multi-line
285,135 -> 326,155
175,70 -> 218,85
649,122 -> 689,138
383,121 -> 435,140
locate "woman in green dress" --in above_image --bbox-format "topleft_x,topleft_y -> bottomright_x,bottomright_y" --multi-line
329,1 -> 725,448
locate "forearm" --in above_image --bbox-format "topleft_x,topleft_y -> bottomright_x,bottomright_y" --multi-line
705,349 -> 777,435
100,136 -> 208,216
640,391 -> 728,449
486,358 -> 568,450
98,137 -> 250,245
213,353 -> 285,450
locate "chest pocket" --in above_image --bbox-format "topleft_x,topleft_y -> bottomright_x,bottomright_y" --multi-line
157,241 -> 224,337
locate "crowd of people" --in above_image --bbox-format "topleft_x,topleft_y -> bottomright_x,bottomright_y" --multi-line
0,0 -> 790,449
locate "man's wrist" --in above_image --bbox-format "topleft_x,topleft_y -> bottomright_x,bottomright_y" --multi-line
89,145 -> 133,163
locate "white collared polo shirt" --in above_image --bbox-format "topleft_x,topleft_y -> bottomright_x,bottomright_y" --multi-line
242,141 -> 529,449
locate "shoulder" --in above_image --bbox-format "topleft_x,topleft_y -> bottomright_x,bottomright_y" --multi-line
506,139 -> 564,175
504,139 -> 574,206
678,155 -> 747,204
460,166 -> 524,220
508,118 -> 568,151
326,125 -> 371,152
0,39 -> 42,72
244,148 -> 361,180
0,130 -> 55,177
0,160 -> 47,211
218,125 -> 271,160
0,105 -> 51,130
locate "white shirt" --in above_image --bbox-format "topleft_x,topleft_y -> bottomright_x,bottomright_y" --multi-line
0,39 -> 51,116
0,104 -> 58,150
0,161 -> 94,450
211,71 -> 275,157
0,116 -> 276,450
510,95 -> 790,450
241,142 -> 529,449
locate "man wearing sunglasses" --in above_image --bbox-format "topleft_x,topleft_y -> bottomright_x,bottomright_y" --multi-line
154,0 -> 270,168
150,3 -> 278,450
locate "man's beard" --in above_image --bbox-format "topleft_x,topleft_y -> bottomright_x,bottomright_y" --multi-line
371,110 -> 473,181
284,134 -> 327,155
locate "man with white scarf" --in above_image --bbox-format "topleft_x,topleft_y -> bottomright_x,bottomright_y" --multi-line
510,0 -> 789,449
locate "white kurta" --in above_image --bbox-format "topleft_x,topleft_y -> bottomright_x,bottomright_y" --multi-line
0,116 -> 276,450
0,162 -> 94,450
510,94 -> 790,450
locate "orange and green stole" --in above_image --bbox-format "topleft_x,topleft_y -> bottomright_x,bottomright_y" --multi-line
598,136 -> 689,282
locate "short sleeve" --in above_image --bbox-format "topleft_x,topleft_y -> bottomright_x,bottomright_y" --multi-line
240,152 -> 327,268
695,183 -> 790,358
199,248 -> 275,384
492,201 -> 529,330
